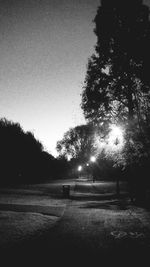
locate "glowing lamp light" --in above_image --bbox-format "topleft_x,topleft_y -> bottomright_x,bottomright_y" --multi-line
108,124 -> 124,150
110,125 -> 122,138
90,156 -> 96,163
78,165 -> 82,172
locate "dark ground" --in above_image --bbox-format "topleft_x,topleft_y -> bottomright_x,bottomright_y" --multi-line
1,179 -> 150,266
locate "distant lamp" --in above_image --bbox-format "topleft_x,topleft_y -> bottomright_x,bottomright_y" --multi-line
78,165 -> 82,172
90,156 -> 96,163
90,156 -> 96,183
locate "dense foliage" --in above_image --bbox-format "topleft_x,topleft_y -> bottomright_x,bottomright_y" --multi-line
56,124 -> 96,162
80,0 -> 150,201
81,0 -> 150,128
0,118 -> 65,186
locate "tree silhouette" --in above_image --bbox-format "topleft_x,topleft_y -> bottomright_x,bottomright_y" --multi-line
81,0 -> 150,130
0,118 -> 59,185
81,0 -> 150,201
56,124 -> 96,163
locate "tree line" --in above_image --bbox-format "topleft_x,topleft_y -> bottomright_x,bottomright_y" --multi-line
0,118 -> 69,186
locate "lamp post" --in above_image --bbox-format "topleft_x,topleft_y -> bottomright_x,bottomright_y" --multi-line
90,156 -> 96,183
90,156 -> 96,163
86,163 -> 90,180
114,137 -> 120,197
108,125 -> 124,197
78,165 -> 82,179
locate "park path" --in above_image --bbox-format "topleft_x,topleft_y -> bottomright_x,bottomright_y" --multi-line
8,197 -> 150,266
1,179 -> 150,266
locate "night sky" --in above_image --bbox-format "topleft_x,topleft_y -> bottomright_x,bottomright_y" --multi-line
0,0 -> 149,156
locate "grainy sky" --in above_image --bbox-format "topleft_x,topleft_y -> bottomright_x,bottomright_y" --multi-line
0,0 -> 149,156
0,0 -> 100,156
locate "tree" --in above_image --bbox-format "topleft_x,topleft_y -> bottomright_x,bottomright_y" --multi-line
81,0 -> 150,130
0,118 -> 44,185
81,0 -> 150,201
56,124 -> 96,162
0,117 -> 69,185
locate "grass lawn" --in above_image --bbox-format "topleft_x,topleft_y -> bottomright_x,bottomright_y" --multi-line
0,179 -> 150,265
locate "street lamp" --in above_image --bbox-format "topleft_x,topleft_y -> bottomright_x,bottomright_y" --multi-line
78,165 -> 82,179
90,156 -> 96,182
90,156 -> 96,163
108,124 -> 124,149
108,124 -> 124,196
78,165 -> 82,172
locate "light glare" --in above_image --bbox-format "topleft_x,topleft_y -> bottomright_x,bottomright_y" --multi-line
90,156 -> 96,162
107,124 -> 124,151
78,165 -> 82,171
